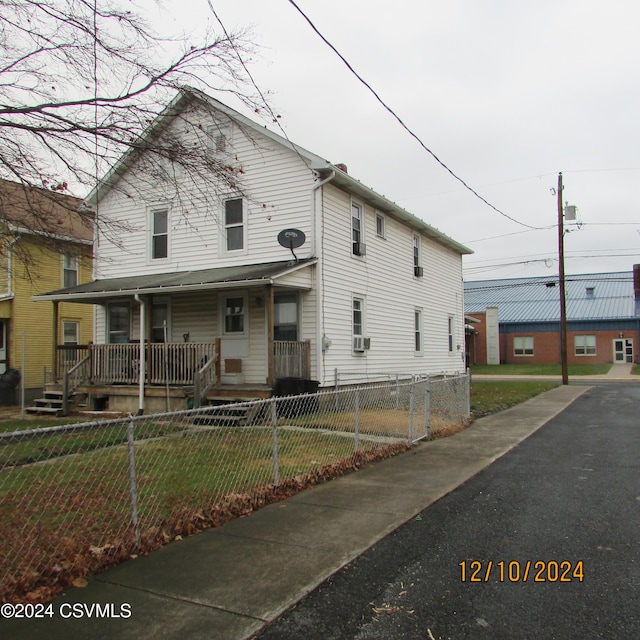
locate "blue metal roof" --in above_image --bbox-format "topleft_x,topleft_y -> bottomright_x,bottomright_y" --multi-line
464,271 -> 637,322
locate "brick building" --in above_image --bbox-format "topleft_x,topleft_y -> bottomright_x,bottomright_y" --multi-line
465,267 -> 640,366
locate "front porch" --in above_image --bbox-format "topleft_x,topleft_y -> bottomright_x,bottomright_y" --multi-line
47,339 -> 311,415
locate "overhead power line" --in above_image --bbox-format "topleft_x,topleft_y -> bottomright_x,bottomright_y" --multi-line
286,0 -> 543,230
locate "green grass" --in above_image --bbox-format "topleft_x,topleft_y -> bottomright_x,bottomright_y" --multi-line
470,363 -> 612,376
470,380 -> 558,418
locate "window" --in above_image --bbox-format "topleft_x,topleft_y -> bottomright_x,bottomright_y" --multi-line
352,297 -> 364,337
415,309 -> 423,354
108,303 -> 130,344
224,296 -> 245,334
514,336 -> 534,356
413,234 -> 423,277
575,335 -> 596,356
152,303 -> 169,342
448,316 -> 455,352
274,293 -> 298,341
225,198 -> 244,252
151,208 -> 169,259
351,201 -> 365,255
375,212 -> 386,238
62,321 -> 79,364
63,254 -> 78,287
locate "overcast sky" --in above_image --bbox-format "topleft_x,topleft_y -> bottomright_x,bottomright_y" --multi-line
153,0 -> 640,280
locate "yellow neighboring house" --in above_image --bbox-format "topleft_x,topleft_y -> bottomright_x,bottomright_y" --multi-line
0,179 -> 93,404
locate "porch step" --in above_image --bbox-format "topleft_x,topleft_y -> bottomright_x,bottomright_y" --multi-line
191,398 -> 263,426
25,390 -> 68,417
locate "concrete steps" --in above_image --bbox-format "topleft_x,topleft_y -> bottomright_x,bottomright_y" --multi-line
26,390 -> 65,417
191,397 -> 263,426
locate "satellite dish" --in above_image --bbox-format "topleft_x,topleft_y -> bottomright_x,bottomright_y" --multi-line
277,228 -> 306,249
277,228 -> 306,263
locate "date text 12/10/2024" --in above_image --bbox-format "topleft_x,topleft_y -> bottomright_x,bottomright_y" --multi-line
459,560 -> 584,583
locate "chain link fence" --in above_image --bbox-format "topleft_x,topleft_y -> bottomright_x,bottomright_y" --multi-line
0,374 -> 469,603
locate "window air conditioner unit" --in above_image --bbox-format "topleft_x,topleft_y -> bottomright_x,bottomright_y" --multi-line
414,266 -> 424,277
353,337 -> 371,352
353,242 -> 367,256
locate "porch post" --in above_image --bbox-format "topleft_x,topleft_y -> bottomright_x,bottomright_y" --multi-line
52,301 -> 59,381
266,284 -> 275,387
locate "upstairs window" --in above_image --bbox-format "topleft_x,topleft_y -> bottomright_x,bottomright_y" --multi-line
225,198 -> 244,252
375,212 -> 386,238
351,201 -> 365,255
63,254 -> 78,287
208,121 -> 232,157
151,208 -> 169,259
413,234 -> 423,277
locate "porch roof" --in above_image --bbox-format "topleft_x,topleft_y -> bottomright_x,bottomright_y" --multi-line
33,259 -> 316,303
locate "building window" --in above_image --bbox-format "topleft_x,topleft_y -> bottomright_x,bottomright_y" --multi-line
62,321 -> 79,364
151,208 -> 169,259
448,316 -> 454,352
514,336 -> 534,356
274,293 -> 298,341
351,201 -> 365,255
352,297 -> 364,337
575,335 -> 596,356
375,212 -> 385,238
413,234 -> 423,277
225,198 -> 244,252
224,296 -> 245,334
63,254 -> 78,287
108,303 -> 130,344
152,303 -> 169,342
415,309 -> 423,354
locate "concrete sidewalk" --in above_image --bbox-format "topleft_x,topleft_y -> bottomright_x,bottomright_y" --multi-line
2,385 -> 589,640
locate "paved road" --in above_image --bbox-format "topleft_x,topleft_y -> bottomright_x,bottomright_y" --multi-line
256,383 -> 640,640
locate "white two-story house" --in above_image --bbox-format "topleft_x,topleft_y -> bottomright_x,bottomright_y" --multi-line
35,88 -> 472,413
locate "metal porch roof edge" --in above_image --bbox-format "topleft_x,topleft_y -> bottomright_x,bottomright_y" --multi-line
33,259 -> 316,303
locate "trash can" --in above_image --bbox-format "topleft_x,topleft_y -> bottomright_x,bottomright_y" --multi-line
0,369 -> 20,406
273,377 -> 306,418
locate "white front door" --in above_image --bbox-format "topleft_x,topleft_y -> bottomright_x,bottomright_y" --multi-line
613,338 -> 634,363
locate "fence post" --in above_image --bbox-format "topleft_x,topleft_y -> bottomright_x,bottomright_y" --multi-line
271,400 -> 280,486
465,367 -> 471,417
127,418 -> 140,546
424,376 -> 431,439
395,373 -> 400,409
354,388 -> 360,452
408,377 -> 415,442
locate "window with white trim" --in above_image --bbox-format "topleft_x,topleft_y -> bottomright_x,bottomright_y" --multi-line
351,201 -> 365,255
63,254 -> 78,287
375,212 -> 386,238
575,335 -> 596,356
62,320 -> 79,364
224,296 -> 245,334
151,207 -> 169,260
415,309 -> 423,354
208,121 -> 232,157
514,336 -> 534,356
413,234 -> 422,276
352,297 -> 364,337
224,198 -> 245,252
108,303 -> 130,344
152,302 -> 169,343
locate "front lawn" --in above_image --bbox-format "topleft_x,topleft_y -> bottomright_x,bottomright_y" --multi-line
470,380 -> 558,418
470,363 -> 611,376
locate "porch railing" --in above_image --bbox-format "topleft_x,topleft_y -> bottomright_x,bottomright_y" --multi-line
73,342 -> 219,386
274,340 -> 311,379
55,345 -> 90,379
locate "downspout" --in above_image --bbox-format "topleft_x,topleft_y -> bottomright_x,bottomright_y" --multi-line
312,170 -> 335,385
134,294 -> 146,415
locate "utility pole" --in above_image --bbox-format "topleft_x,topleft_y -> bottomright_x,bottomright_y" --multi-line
557,172 -> 569,385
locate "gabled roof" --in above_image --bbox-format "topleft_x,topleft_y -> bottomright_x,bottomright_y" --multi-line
33,259 -> 316,303
0,178 -> 92,244
464,271 -> 637,322
87,87 -> 471,257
